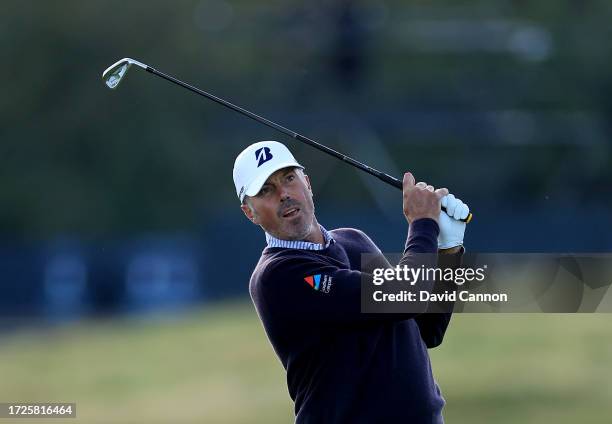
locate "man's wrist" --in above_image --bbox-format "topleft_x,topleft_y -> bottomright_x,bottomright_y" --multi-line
410,217 -> 440,234
405,218 -> 440,253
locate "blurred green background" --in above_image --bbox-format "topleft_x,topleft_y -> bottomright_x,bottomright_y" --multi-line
2,0 -> 612,422
1,303 -> 611,423
2,0 -> 611,243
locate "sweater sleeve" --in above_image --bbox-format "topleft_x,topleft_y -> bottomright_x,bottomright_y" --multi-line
414,246 -> 464,348
253,219 -> 440,328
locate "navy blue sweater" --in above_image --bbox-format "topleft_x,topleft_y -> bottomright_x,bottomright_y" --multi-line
249,219 -> 460,424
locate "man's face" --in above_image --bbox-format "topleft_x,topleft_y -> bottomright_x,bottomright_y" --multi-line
241,167 -> 316,240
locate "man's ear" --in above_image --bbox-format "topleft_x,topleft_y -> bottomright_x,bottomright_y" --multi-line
303,174 -> 313,195
241,201 -> 259,225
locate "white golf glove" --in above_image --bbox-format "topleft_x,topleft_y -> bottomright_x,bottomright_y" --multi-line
438,194 -> 470,249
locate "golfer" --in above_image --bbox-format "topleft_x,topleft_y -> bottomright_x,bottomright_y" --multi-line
233,141 -> 469,423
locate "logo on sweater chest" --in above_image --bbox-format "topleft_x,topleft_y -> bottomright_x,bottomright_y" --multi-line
304,274 -> 332,293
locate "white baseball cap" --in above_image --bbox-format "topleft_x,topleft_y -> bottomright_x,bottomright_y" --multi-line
233,141 -> 304,203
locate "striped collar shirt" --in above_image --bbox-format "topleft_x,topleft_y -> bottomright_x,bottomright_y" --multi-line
265,225 -> 335,250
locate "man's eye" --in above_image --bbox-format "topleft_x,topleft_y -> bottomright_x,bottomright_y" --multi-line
260,187 -> 271,195
286,175 -> 295,182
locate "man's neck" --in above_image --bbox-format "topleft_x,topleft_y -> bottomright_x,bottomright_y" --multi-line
302,220 -> 324,245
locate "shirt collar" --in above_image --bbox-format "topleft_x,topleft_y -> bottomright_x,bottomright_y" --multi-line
265,225 -> 334,250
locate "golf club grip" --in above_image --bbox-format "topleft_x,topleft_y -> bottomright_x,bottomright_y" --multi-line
383,175 -> 472,224
144,66 -> 472,224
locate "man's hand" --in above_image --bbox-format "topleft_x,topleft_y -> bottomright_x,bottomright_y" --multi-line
438,194 -> 470,249
402,172 -> 448,224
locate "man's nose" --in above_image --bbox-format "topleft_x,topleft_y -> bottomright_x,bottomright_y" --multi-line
279,186 -> 291,202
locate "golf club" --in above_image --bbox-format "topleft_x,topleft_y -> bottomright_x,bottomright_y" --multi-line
102,57 -> 473,223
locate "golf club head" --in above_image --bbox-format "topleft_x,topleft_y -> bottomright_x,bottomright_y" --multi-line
102,58 -> 147,89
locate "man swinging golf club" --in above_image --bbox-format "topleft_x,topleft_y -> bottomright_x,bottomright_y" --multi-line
234,140 -> 469,424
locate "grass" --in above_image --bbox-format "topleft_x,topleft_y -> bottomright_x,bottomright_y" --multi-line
0,301 -> 610,423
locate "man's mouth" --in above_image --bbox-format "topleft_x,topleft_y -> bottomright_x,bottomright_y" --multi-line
281,207 -> 300,218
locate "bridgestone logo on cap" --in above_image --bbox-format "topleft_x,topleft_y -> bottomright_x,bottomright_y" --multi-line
255,147 -> 273,167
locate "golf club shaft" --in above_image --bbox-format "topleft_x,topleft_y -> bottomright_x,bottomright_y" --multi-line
145,66 -> 472,223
